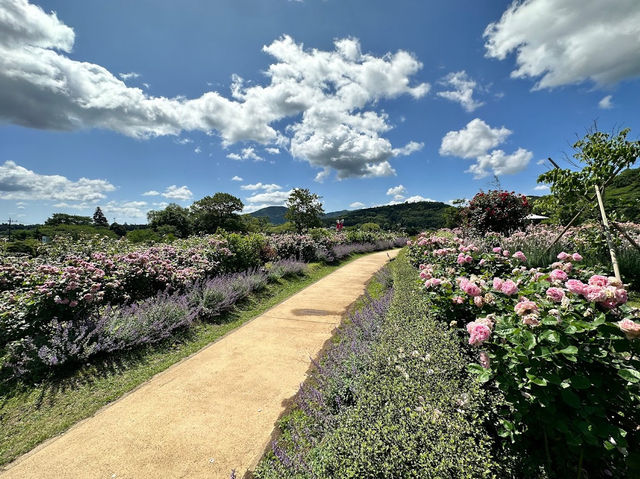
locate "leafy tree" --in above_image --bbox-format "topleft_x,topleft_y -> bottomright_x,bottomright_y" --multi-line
285,188 -> 324,232
147,203 -> 192,237
537,128 -> 640,223
44,213 -> 92,226
359,222 -> 381,232
109,222 -> 127,237
190,193 -> 244,233
92,207 -> 109,227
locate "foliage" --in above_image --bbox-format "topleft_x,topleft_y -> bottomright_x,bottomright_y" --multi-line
191,193 -> 244,234
537,128 -> 640,223
92,207 -> 109,227
147,203 -> 192,237
358,222 -> 381,232
126,228 -> 160,244
256,255 -> 501,478
45,213 -> 92,226
467,190 -> 530,234
109,222 -> 127,237
285,188 -> 325,232
407,231 -> 640,476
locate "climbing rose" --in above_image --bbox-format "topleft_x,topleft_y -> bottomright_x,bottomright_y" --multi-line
618,319 -> 640,340
546,287 -> 565,303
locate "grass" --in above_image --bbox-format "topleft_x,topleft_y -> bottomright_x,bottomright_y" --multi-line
0,252 -> 379,467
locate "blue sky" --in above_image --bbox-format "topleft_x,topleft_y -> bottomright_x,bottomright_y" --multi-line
1,0 -> 640,224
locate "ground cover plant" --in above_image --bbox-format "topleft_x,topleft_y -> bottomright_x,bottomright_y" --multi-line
1,230 -> 405,380
408,229 -> 640,477
254,252 -> 502,478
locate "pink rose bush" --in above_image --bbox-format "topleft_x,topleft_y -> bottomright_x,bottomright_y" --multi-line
408,229 -> 640,472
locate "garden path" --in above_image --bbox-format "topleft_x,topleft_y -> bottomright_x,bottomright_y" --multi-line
1,249 -> 399,479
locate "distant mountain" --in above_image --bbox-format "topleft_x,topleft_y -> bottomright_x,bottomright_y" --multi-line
324,209 -> 350,219
249,206 -> 288,224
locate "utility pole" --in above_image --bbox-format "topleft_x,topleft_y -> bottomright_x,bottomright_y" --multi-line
7,217 -> 12,242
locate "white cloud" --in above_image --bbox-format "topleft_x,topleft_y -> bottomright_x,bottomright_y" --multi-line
392,141 -> 424,156
118,72 -> 140,81
0,160 -> 115,201
534,184 -> 550,191
598,95 -> 613,109
440,118 -> 532,178
240,182 -> 282,192
266,147 -> 280,154
102,200 -> 149,220
0,6 -> 427,180
142,190 -> 160,196
386,185 -> 406,200
194,146 -> 202,154
245,189 -> 293,206
162,185 -> 193,201
231,175 -> 243,181
349,201 -> 365,209
484,0 -> 640,89
437,71 -> 484,112
226,147 -> 263,161
405,195 -> 435,203
440,118 -> 511,159
174,137 -> 192,145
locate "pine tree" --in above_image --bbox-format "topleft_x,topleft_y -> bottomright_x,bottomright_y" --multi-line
93,207 -> 109,227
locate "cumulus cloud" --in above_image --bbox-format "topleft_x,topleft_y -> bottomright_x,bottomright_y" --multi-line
142,190 -> 160,196
484,0 -> 640,89
231,175 -> 243,181
440,118 -> 532,178
240,182 -> 282,192
392,141 -> 424,157
437,71 -> 484,112
598,95 -> 613,109
266,147 -> 280,154
0,160 -> 115,201
0,2 -> 428,180
244,189 -> 292,206
534,184 -> 550,191
405,195 -> 435,203
162,185 -> 193,201
102,200 -> 149,220
226,147 -> 263,161
194,146 -> 202,154
386,185 -> 406,200
349,201 -> 365,209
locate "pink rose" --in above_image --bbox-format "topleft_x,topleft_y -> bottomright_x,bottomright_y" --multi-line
467,323 -> 491,346
618,319 -> 640,339
549,269 -> 568,282
588,275 -> 608,287
557,252 -> 570,260
515,300 -> 538,316
474,296 -> 484,307
584,285 -> 606,303
493,277 -> 503,290
452,295 -> 464,304
500,280 -> 518,296
502,250 -> 510,257
522,313 -> 541,327
572,253 -> 583,262
546,287 -> 565,303
492,247 -> 502,253
464,282 -> 482,297
419,271 -> 432,280
565,279 -> 586,295
512,251 -> 527,262
615,288 -> 628,305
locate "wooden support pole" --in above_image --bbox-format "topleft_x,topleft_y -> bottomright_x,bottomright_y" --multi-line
544,205 -> 589,252
594,185 -> 621,282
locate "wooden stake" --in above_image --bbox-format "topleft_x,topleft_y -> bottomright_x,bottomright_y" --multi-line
612,222 -> 640,253
594,185 -> 621,281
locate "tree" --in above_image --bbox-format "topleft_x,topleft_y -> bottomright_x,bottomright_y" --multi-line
190,193 -> 244,233
147,203 -> 192,237
45,213 -> 92,226
92,207 -> 109,227
109,222 -> 127,237
466,190 -> 530,234
285,188 -> 324,232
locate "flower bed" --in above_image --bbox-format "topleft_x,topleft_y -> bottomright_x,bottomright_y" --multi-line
408,231 -> 640,476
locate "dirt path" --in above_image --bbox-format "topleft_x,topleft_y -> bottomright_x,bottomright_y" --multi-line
2,249 -> 399,479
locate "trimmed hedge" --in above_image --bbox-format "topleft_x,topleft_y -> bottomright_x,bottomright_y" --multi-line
255,251 -> 504,478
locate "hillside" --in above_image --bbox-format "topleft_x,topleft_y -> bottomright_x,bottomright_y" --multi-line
248,206 -> 288,224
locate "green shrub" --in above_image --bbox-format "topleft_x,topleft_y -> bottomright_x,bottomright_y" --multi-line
467,190 -> 530,235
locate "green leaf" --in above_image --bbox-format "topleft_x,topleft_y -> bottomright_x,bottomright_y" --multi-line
618,369 -> 640,383
539,330 -> 559,343
561,389 -> 581,409
522,331 -> 536,350
527,373 -> 548,386
558,345 -> 578,356
570,375 -> 591,390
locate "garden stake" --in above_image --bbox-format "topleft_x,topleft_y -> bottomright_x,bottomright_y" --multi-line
611,221 -> 640,253
594,185 -> 621,282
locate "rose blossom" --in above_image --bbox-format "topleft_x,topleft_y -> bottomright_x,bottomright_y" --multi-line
522,313 -> 541,327
473,296 -> 484,307
546,287 -> 565,303
512,251 -> 527,262
492,247 -> 502,253
549,269 -> 568,282
618,319 -> 640,340
467,322 -> 491,346
514,300 -> 538,316
493,277 -> 503,290
572,253 -> 583,262
557,252 -> 570,260
452,296 -> 464,304
566,279 -> 586,295
588,275 -> 608,287
500,280 -> 518,296
503,250 -> 510,257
